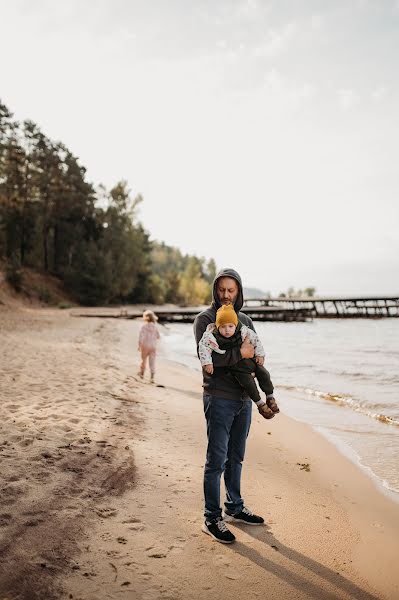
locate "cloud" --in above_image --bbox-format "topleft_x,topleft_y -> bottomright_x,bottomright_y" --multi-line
216,39 -> 228,49
253,23 -> 297,59
310,14 -> 324,30
259,69 -> 317,112
234,0 -> 261,20
372,86 -> 388,101
337,88 -> 359,110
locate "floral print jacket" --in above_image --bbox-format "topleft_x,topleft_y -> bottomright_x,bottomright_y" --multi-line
198,323 -> 265,367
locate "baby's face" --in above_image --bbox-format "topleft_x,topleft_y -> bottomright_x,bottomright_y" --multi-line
218,323 -> 236,338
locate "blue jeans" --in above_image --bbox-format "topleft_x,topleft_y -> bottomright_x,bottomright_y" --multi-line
203,394 -> 252,521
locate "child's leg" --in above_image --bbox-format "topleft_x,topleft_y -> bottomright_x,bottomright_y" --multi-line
231,370 -> 274,418
255,364 -> 279,413
232,370 -> 261,403
140,348 -> 148,376
229,359 -> 261,402
229,361 -> 272,412
254,364 -> 274,397
149,350 -> 156,381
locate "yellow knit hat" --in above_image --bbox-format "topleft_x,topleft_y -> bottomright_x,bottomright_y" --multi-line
216,303 -> 238,328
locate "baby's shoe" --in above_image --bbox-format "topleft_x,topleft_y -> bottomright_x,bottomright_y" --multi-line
258,403 -> 275,419
266,396 -> 280,413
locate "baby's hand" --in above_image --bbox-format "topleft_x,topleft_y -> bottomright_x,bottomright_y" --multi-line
204,364 -> 214,374
255,356 -> 264,366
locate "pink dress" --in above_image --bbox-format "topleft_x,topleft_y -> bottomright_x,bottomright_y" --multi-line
138,322 -> 160,376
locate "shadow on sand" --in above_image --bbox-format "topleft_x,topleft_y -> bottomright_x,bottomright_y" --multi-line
227,524 -> 379,600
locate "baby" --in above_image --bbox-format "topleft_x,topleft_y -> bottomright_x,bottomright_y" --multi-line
198,303 -> 279,419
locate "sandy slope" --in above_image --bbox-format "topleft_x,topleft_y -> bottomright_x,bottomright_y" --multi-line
0,309 -> 398,600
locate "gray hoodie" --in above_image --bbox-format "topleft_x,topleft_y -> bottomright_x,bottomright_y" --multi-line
193,268 -> 255,400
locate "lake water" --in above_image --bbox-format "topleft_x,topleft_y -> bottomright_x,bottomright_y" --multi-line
159,318 -> 399,499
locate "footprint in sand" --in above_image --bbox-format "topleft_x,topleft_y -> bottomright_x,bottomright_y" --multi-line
106,550 -> 121,557
214,554 -> 232,568
0,513 -> 12,527
32,470 -> 51,481
122,517 -> 141,524
5,474 -> 20,482
96,507 -> 118,519
168,545 -> 184,555
24,517 -> 44,527
225,572 -> 240,580
147,549 -> 167,558
128,523 -> 145,531
9,434 -> 24,443
59,425 -> 72,432
0,485 -> 26,505
141,588 -> 162,600
19,437 -> 35,447
4,404 -> 20,412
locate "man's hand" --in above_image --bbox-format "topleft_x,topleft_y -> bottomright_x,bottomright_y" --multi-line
241,336 -> 255,359
204,364 -> 214,374
255,356 -> 264,366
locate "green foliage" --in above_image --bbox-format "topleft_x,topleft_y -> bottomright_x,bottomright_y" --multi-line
0,99 -> 216,306
58,302 -> 73,309
280,286 -> 317,298
64,240 -> 113,306
37,286 -> 53,304
150,243 -> 213,306
304,287 -> 316,297
178,256 -> 210,305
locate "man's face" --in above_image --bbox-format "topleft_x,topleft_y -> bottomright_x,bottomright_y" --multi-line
216,277 -> 238,306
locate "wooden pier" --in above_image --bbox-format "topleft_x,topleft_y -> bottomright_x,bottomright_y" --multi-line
71,296 -> 399,323
244,296 -> 399,318
71,305 -> 313,323
153,306 -> 313,323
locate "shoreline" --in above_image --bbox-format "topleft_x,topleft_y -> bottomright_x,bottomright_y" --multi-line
313,424 -> 399,504
1,308 -> 398,599
159,320 -> 399,503
162,351 -> 399,506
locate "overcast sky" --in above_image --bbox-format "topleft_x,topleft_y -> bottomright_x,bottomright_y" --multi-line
1,0 -> 398,295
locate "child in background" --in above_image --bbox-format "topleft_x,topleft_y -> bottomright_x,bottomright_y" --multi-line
138,310 -> 160,383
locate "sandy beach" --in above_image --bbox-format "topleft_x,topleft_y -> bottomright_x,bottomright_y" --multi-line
1,307 -> 398,600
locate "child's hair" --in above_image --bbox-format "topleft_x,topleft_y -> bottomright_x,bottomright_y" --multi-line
143,309 -> 158,323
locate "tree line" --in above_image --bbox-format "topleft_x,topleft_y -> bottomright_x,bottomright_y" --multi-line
0,100 -> 216,306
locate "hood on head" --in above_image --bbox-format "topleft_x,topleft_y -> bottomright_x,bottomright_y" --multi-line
212,268 -> 244,312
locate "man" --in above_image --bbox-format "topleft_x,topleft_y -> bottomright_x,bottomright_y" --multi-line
194,268 -> 273,544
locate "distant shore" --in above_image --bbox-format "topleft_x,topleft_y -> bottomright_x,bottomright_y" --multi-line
0,307 -> 398,599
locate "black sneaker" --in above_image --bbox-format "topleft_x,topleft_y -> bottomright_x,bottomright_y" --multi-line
201,518 -> 236,544
223,506 -> 264,525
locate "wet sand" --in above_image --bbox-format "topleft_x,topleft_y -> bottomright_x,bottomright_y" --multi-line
0,308 -> 398,599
